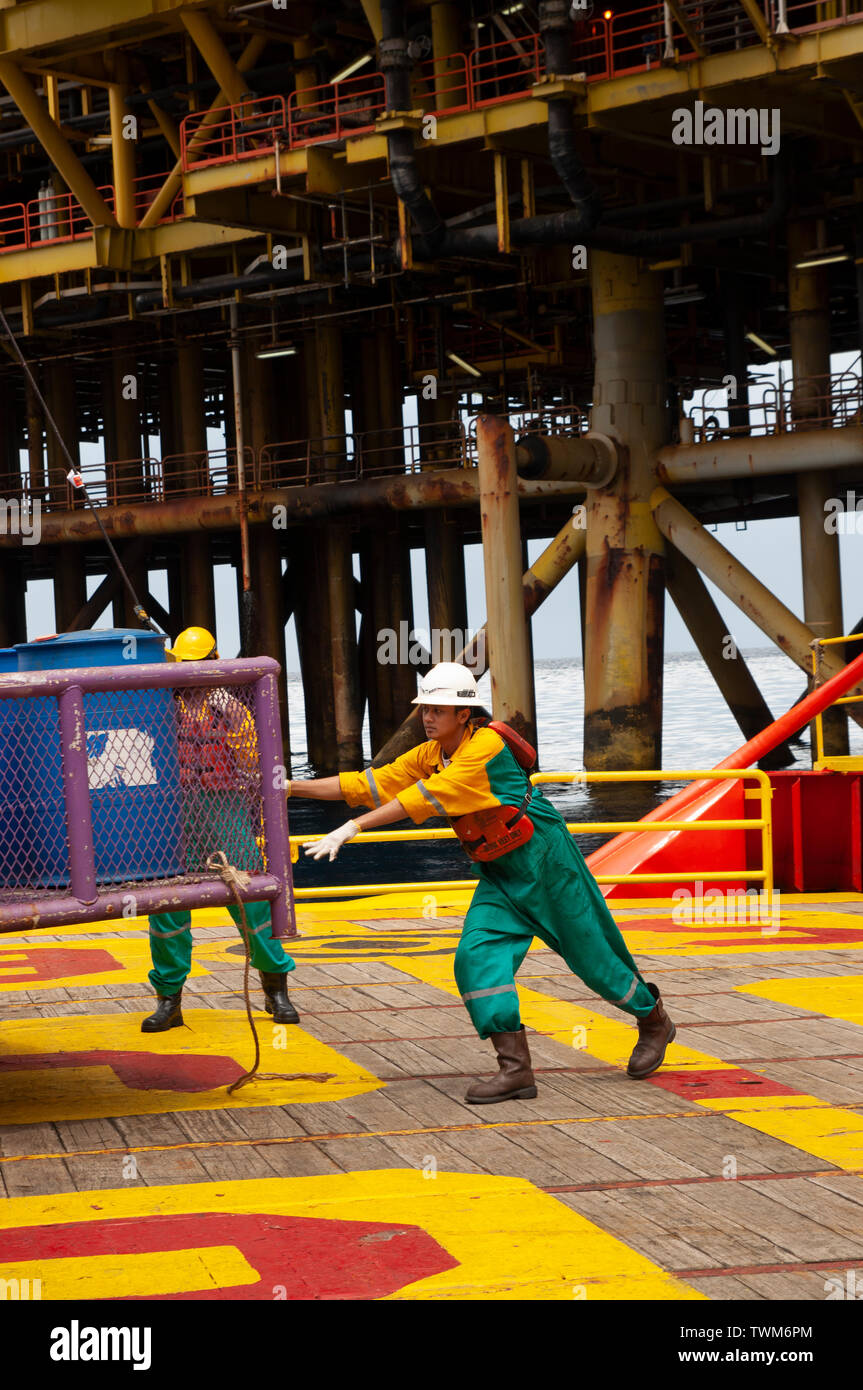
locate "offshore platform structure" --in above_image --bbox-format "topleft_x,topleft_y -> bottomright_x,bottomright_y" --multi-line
0,0 -> 862,776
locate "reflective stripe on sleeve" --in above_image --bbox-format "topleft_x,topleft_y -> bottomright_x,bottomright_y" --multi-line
614,976 -> 639,1006
366,767 -> 382,809
461,983 -> 518,1003
416,780 -> 447,817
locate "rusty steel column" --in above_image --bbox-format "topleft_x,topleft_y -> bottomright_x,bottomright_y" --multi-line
373,516 -> 586,765
317,323 -> 362,768
425,507 -> 468,648
585,251 -> 666,769
253,524 -> 290,758
174,337 -> 215,635
665,546 -> 794,767
475,416 -> 535,742
45,361 -> 78,510
53,547 -> 88,634
294,524 -> 337,770
0,554 -> 27,646
789,219 -> 847,756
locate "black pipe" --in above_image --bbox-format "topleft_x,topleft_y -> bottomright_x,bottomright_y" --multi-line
379,0 -> 447,252
589,152 -> 789,252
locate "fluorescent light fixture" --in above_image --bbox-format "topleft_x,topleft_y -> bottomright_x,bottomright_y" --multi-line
502,3 -> 525,13
745,331 -> 777,357
256,344 -> 297,360
331,51 -> 374,84
446,350 -> 482,378
794,247 -> 851,270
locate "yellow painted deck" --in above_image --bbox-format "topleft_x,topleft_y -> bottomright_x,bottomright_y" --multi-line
2,889 -> 863,1301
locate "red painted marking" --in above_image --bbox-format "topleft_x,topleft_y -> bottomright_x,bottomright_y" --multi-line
0,1050 -> 243,1092
0,947 -> 123,985
618,918 -> 863,947
647,1068 -> 801,1101
0,1212 -> 459,1300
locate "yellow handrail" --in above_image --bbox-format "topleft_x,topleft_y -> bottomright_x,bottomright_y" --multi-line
810,631 -> 863,769
290,766 -> 773,901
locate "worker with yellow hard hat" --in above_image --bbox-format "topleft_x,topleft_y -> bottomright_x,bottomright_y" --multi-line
288,662 -> 675,1102
141,626 -> 299,1033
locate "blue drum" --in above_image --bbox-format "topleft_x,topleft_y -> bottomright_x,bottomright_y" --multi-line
14,630 -> 184,888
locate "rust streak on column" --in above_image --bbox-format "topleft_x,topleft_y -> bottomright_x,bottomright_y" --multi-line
475,415 -> 535,743
584,251 -> 666,770
789,219 -> 847,757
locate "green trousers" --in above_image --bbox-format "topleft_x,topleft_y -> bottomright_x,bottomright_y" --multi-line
453,796 -> 657,1039
148,898 -> 295,996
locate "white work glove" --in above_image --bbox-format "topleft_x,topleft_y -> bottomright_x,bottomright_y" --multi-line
304,819 -> 360,863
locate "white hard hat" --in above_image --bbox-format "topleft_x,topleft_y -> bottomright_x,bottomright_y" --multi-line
411,662 -> 484,707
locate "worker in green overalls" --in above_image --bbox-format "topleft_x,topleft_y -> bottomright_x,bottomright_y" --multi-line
288,662 -> 675,1103
141,626 -> 298,1033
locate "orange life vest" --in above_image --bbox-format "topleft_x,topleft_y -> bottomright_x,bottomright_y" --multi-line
449,720 -> 537,861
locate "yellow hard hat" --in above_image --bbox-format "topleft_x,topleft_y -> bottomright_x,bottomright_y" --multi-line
166,626 -> 218,661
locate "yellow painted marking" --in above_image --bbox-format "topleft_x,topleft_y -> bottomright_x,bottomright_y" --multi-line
0,1011 -> 383,1125
380,952 -> 726,1071
0,1247 -> 258,1300
0,938 -> 212,992
372,945 -> 863,1175
0,1172 -> 704,1302
738,974 -> 863,1027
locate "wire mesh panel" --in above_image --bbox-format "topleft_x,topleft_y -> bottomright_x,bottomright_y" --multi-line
174,682 -> 265,876
0,660 -> 294,938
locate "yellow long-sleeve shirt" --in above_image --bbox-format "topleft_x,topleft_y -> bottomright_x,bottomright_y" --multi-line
338,723 -> 524,825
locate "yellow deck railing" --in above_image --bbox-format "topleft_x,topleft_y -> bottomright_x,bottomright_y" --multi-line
811,632 -> 863,773
289,766 -> 773,902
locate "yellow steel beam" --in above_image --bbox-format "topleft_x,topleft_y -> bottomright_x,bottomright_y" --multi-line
0,221 -> 257,284
141,83 -> 181,159
0,57 -> 117,226
494,151 -> 510,255
180,9 -> 253,108
359,0 -> 383,43
0,238 -> 102,284
139,32 -> 266,230
0,0 -> 199,56
108,81 -> 136,229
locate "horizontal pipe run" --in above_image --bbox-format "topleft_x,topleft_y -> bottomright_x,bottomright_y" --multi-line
657,425 -> 863,484
0,874 -> 284,934
0,657 -> 278,700
16,474 -> 584,546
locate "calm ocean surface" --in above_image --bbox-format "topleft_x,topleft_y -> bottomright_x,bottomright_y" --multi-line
285,650 -> 862,890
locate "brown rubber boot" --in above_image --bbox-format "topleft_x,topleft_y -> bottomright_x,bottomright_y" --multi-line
626,983 -> 676,1079
465,1025 -> 538,1104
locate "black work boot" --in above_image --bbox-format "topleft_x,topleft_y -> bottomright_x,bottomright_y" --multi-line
465,1025 -> 538,1104
141,990 -> 183,1033
259,971 -> 299,1024
626,983 -> 676,1079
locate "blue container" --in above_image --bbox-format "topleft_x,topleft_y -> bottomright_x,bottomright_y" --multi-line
14,629 -> 184,888
0,648 -> 23,887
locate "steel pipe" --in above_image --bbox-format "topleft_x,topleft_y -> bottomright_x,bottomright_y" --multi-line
656,425 -> 863,484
